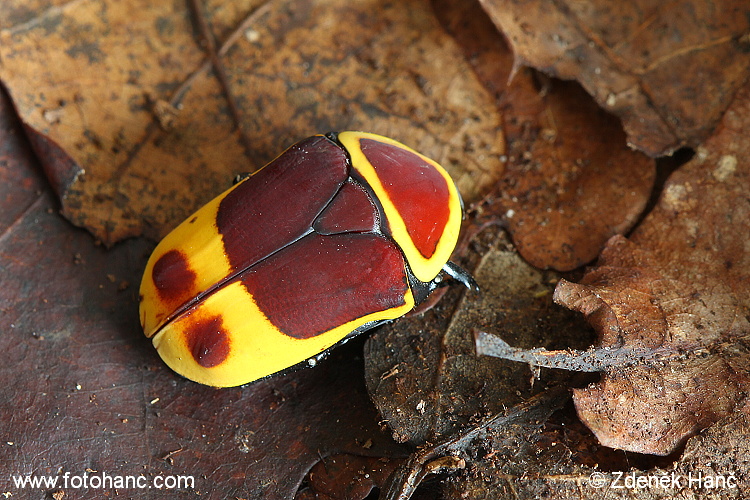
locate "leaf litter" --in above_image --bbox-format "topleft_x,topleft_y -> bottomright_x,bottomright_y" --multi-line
478,82 -> 750,457
479,0 -> 750,157
0,0 -> 505,246
2,0 -> 750,498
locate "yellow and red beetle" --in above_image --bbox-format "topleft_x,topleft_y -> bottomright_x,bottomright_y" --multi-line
139,131 -> 475,387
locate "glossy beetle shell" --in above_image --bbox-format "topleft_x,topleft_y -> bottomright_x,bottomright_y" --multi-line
139,131 -> 464,387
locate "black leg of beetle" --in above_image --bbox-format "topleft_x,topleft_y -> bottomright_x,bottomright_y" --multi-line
233,173 -> 251,185
409,272 -> 441,304
442,261 -> 479,292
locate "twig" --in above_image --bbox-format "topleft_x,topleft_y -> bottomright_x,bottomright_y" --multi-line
474,330 -> 661,372
188,0 -> 255,160
379,386 -> 569,500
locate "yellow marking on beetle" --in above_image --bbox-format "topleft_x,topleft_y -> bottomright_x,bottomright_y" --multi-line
151,280 -> 415,387
338,131 -> 462,283
140,184 -> 236,337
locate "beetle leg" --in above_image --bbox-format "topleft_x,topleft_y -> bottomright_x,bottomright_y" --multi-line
442,261 -> 479,292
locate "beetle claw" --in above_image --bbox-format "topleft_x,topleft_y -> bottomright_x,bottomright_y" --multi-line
442,261 -> 479,292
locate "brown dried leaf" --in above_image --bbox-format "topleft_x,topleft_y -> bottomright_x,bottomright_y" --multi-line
0,0 -> 504,246
553,83 -> 750,455
498,77 -> 655,271
479,0 -> 750,156
434,0 -> 655,271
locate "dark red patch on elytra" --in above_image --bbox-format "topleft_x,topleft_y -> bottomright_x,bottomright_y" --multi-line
359,139 -> 451,258
152,249 -> 197,304
217,135 -> 349,273
185,314 -> 230,368
240,233 -> 409,339
313,180 -> 379,235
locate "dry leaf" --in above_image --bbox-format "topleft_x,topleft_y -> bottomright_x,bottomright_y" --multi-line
553,82 -> 750,455
364,233 -> 592,445
479,0 -> 750,156
435,0 -> 655,271
497,78 -> 655,271
0,0 -> 504,246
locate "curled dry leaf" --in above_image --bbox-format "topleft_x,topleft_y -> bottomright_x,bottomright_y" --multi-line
553,83 -> 750,455
435,0 -> 655,272
479,0 -> 750,156
497,78 -> 655,271
0,0 -> 504,245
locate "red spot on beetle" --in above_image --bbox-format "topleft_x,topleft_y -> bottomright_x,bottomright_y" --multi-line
152,249 -> 197,305
185,314 -> 230,368
358,138 -> 451,258
240,233 -> 408,339
313,180 -> 379,235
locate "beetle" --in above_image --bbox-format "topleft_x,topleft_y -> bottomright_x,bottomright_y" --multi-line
139,131 -> 476,387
